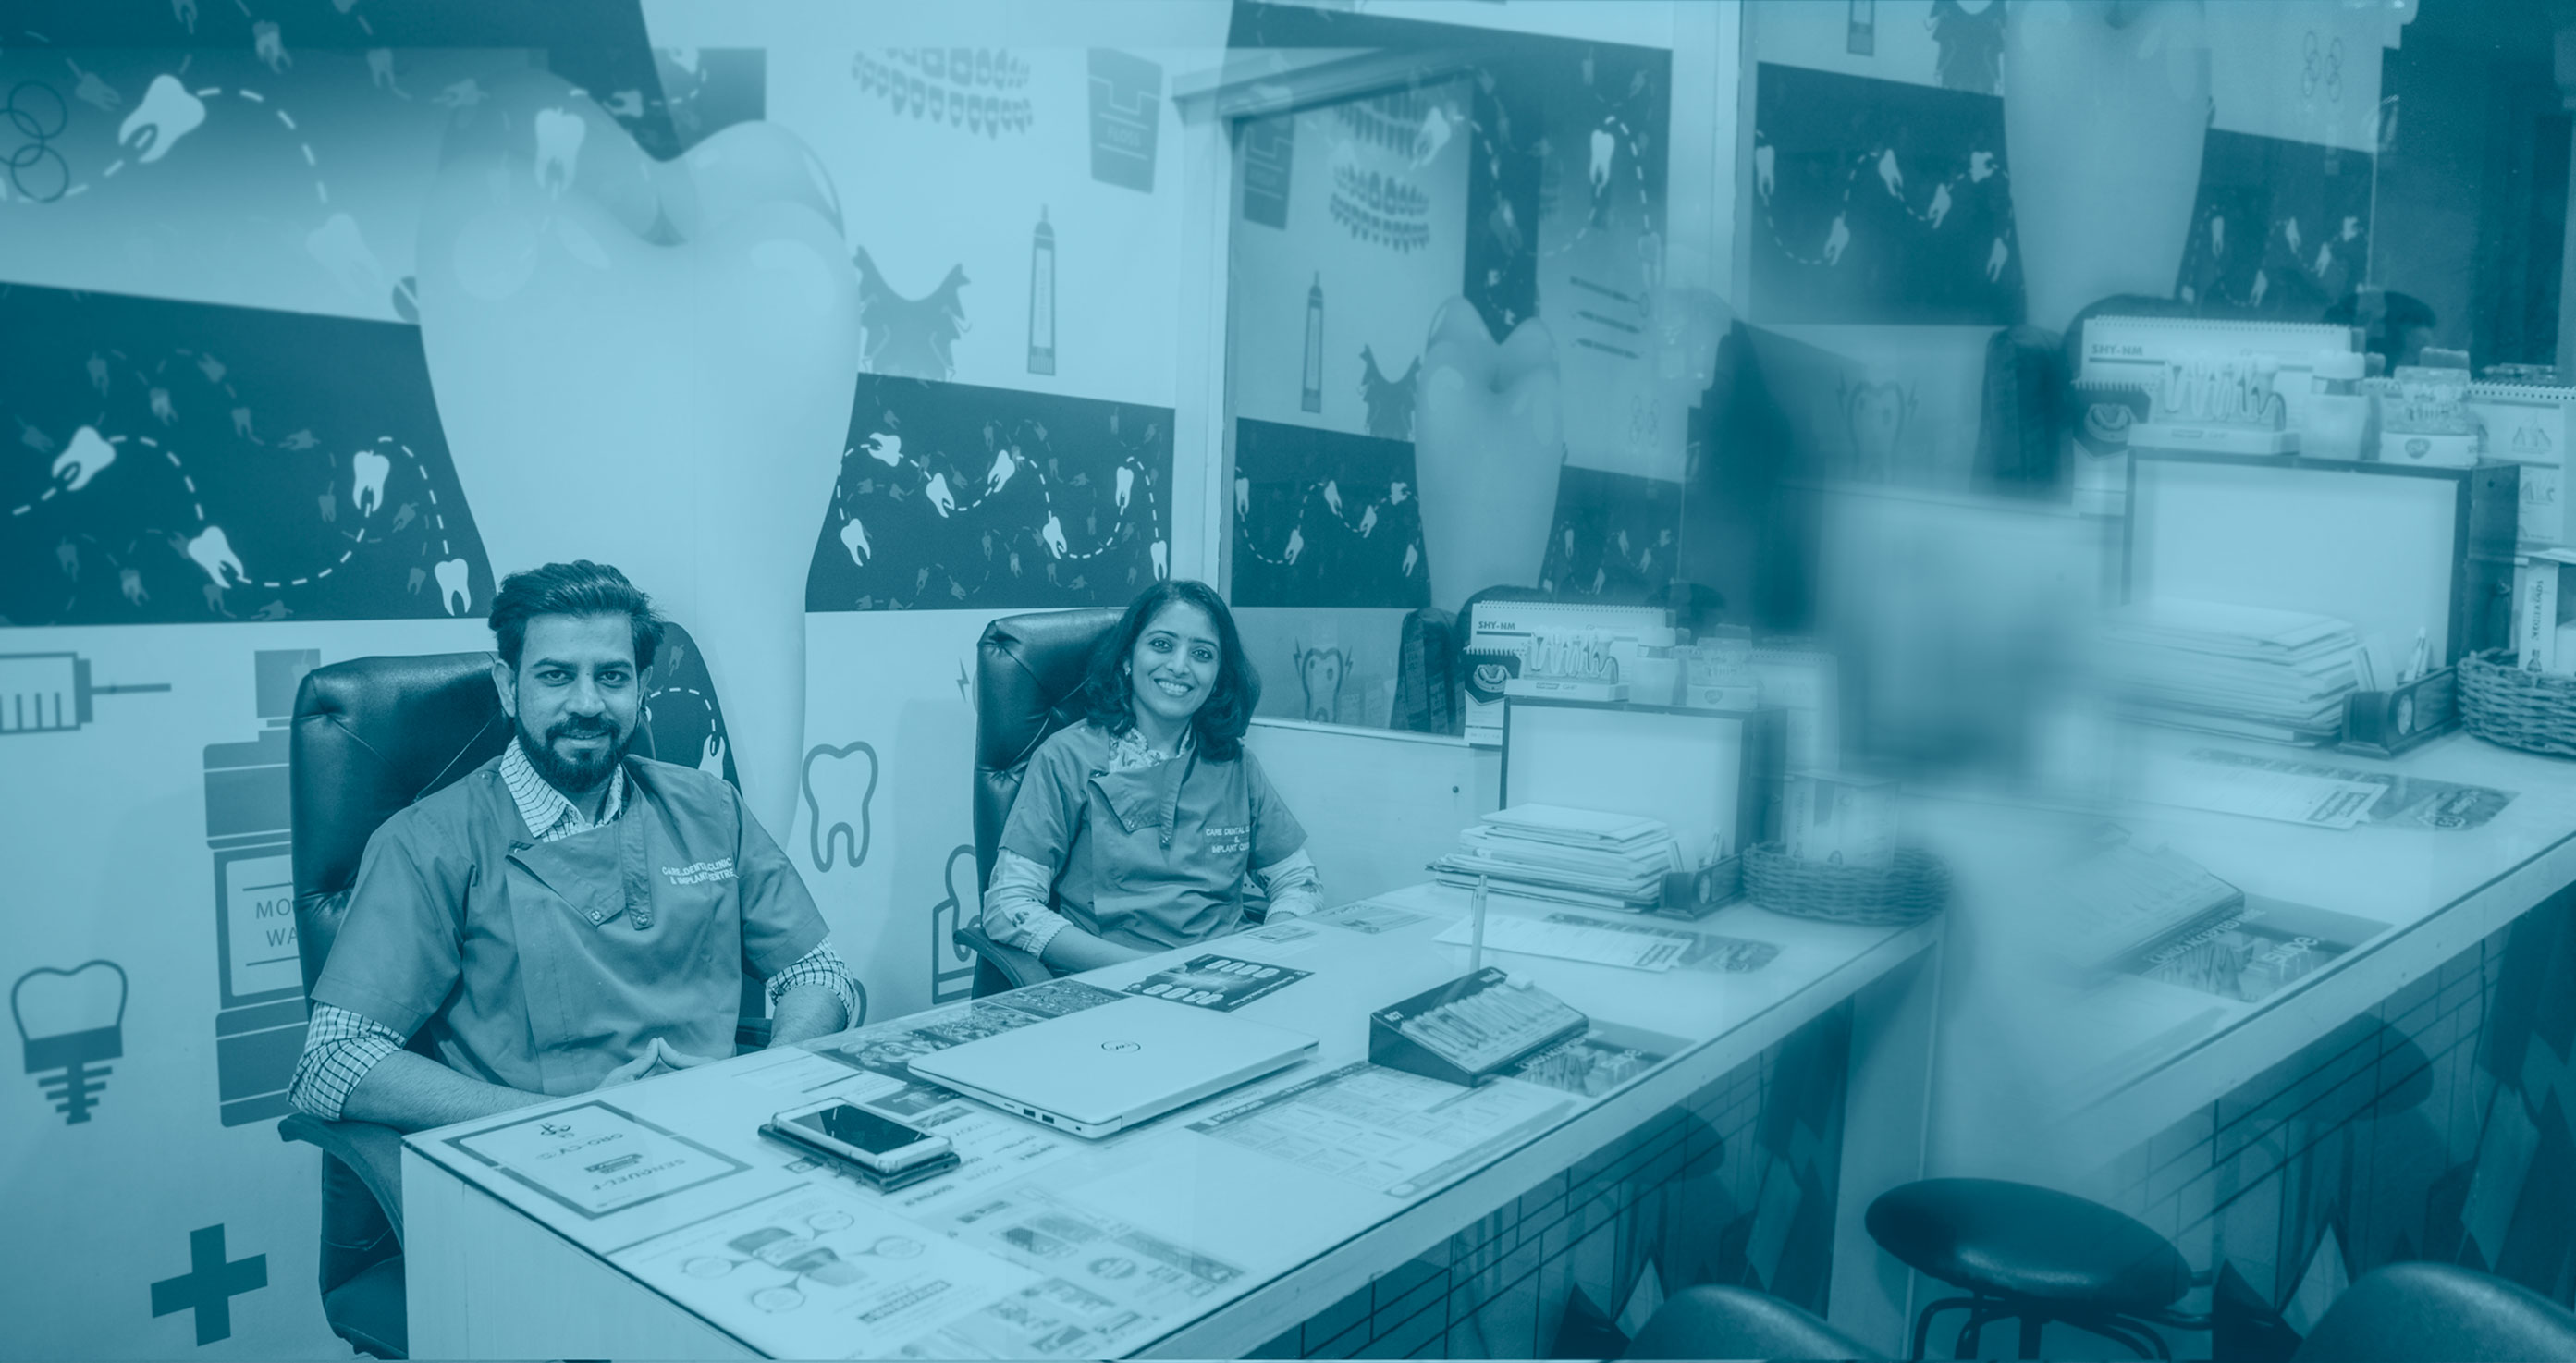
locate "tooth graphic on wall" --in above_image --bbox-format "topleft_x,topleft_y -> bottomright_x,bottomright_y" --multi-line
987,448 -> 1017,496
419,73 -> 862,835
863,433 -> 903,466
1113,464 -> 1132,511
1040,513 -> 1068,558
533,107 -> 586,196
186,525 -> 244,586
1589,126 -> 1615,196
800,740 -> 879,872
306,213 -> 389,309
925,472 -> 956,517
433,557 -> 471,616
53,425 -> 116,491
1413,298 -> 1562,613
1149,540 -> 1168,578
840,516 -> 871,566
350,448 -> 390,516
118,75 -> 206,165
13,960 -> 128,1124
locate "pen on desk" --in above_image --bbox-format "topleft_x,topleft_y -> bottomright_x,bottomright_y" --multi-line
2353,643 -> 2377,694
2403,627 -> 2428,685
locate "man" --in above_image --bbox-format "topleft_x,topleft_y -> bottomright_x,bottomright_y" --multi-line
288,560 -> 860,1133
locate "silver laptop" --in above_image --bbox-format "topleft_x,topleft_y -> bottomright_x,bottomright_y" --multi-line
907,996 -> 1317,1138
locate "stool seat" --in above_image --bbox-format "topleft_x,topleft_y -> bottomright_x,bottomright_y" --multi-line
1867,1179 -> 2190,1314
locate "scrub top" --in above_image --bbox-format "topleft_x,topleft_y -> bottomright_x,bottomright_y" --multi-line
1000,720 -> 1307,952
310,753 -> 828,1097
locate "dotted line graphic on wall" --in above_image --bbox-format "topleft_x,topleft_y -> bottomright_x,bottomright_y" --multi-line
828,420 -> 1164,607
1,64 -> 330,206
1233,473 -> 1418,579
11,332 -> 472,620
1750,134 -> 2013,282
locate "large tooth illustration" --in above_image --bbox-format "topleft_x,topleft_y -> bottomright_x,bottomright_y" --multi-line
533,106 -> 586,196
434,556 -> 471,616
306,213 -> 389,309
118,74 -> 206,165
1113,464 -> 1132,511
418,74 -> 861,832
987,448 -> 1017,495
925,472 -> 956,517
840,516 -> 871,566
186,525 -> 243,586
1040,513 -> 1067,558
863,433 -> 903,467
351,448 -> 390,516
2003,1 -> 2207,329
52,426 -> 116,491
800,741 -> 879,872
1150,540 -> 1168,579
1413,298 -> 1562,613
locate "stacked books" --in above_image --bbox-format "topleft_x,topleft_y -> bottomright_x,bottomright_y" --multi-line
1430,804 -> 1683,913
2100,600 -> 2361,744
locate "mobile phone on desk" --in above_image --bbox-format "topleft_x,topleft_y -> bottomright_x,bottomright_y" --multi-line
765,1099 -> 951,1175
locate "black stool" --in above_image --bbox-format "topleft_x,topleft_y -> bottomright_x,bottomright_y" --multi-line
1623,1284 -> 1883,1360
1868,1179 -> 2202,1359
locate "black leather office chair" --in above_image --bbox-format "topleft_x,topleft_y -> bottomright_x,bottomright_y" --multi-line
276,652 -> 509,1359
276,651 -> 770,1358
1867,1178 -> 2202,1359
2290,1260 -> 2576,1362
963,608 -> 1123,996
1622,1284 -> 1883,1360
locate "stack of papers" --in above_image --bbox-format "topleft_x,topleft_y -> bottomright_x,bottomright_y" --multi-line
2100,600 -> 2361,744
1430,804 -> 1682,913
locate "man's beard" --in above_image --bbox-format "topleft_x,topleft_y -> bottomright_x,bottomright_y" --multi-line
516,713 -> 633,794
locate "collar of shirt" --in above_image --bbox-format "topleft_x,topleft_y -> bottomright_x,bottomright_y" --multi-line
1104,721 -> 1194,773
499,736 -> 629,842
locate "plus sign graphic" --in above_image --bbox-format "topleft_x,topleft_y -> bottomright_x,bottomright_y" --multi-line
150,1224 -> 266,1345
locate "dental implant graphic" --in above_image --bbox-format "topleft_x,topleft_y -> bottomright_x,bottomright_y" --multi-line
13,959 -> 128,1124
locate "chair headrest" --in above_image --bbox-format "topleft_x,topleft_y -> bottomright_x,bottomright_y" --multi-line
291,653 -> 516,904
975,608 -> 1122,772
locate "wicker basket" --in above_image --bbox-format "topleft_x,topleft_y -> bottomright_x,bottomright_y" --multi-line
1742,843 -> 1949,927
2459,648 -> 2576,758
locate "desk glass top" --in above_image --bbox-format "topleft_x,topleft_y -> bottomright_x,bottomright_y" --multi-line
409,884 -> 1928,1358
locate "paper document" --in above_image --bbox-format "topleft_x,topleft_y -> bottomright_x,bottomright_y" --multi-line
2139,759 -> 2384,829
905,1188 -> 1250,1359
1190,1062 -> 1574,1197
610,1185 -> 1035,1358
1311,900 -> 1435,935
446,1100 -> 749,1219
1434,913 -> 1690,970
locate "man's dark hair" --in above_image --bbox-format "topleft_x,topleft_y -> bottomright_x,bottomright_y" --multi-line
1081,579 -> 1259,761
488,560 -> 666,670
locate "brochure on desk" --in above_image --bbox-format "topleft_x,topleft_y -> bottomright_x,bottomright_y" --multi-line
2106,893 -> 2390,1003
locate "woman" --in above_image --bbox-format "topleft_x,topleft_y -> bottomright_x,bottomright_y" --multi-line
983,580 -> 1323,972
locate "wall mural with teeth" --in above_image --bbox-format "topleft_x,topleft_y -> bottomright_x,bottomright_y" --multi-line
0,283 -> 494,627
804,375 -> 1174,611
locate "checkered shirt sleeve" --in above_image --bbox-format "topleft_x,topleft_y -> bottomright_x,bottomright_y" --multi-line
766,940 -> 861,1026
288,1003 -> 409,1122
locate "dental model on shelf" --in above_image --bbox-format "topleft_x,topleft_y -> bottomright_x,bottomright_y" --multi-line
2128,352 -> 2300,456
1502,628 -> 1630,703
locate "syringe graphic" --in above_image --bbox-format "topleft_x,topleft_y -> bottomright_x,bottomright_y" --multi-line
0,653 -> 170,734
